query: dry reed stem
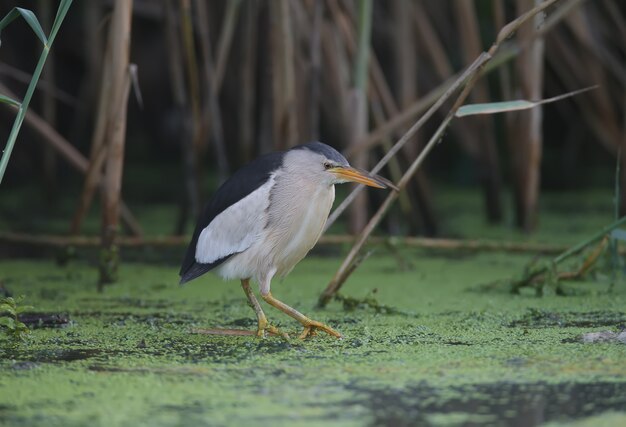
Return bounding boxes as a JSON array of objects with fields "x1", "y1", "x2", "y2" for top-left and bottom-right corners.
[
  {"x1": 369, "y1": 91, "x2": 422, "y2": 232},
  {"x1": 179, "y1": 0, "x2": 202, "y2": 153},
  {"x1": 213, "y1": 0, "x2": 242, "y2": 93},
  {"x1": 511, "y1": 0, "x2": 546, "y2": 231},
  {"x1": 0, "y1": 82, "x2": 142, "y2": 235},
  {"x1": 325, "y1": 0, "x2": 437, "y2": 232},
  {"x1": 69, "y1": 138, "x2": 109, "y2": 234},
  {"x1": 271, "y1": 0, "x2": 298, "y2": 148},
  {"x1": 100, "y1": 66, "x2": 132, "y2": 286},
  {"x1": 69, "y1": 7, "x2": 116, "y2": 235},
  {"x1": 319, "y1": 0, "x2": 562, "y2": 305},
  {"x1": 324, "y1": 63, "x2": 478, "y2": 231},
  {"x1": 99, "y1": 0, "x2": 133, "y2": 287},
  {"x1": 547, "y1": 29, "x2": 620, "y2": 154},
  {"x1": 163, "y1": 0, "x2": 199, "y2": 231},
  {"x1": 238, "y1": 0, "x2": 258, "y2": 164},
  {"x1": 413, "y1": 2, "x2": 491, "y2": 162},
  {"x1": 347, "y1": 0, "x2": 372, "y2": 233},
  {"x1": 455, "y1": 0, "x2": 502, "y2": 222},
  {"x1": 198, "y1": 0, "x2": 241, "y2": 174},
  {"x1": 413, "y1": 2, "x2": 452, "y2": 78},
  {"x1": 0, "y1": 231, "x2": 570, "y2": 255},
  {"x1": 318, "y1": 15, "x2": 351, "y2": 145},
  {"x1": 256, "y1": 3, "x2": 275, "y2": 154},
  {"x1": 386, "y1": 0, "x2": 436, "y2": 234},
  {"x1": 307, "y1": 0, "x2": 323, "y2": 141},
  {"x1": 375, "y1": 2, "x2": 436, "y2": 233},
  {"x1": 344, "y1": 0, "x2": 580, "y2": 160},
  {"x1": 194, "y1": 0, "x2": 229, "y2": 181},
  {"x1": 38, "y1": 0, "x2": 135, "y2": 238},
  {"x1": 326, "y1": 0, "x2": 583, "y2": 231}
]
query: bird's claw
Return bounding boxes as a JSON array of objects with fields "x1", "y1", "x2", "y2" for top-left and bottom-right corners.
[
  {"x1": 298, "y1": 320, "x2": 342, "y2": 340},
  {"x1": 257, "y1": 321, "x2": 290, "y2": 340}
]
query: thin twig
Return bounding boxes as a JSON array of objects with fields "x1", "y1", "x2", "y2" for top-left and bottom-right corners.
[
  {"x1": 213, "y1": 0, "x2": 242, "y2": 93},
  {"x1": 194, "y1": 0, "x2": 230, "y2": 181},
  {"x1": 340, "y1": 0, "x2": 581, "y2": 160},
  {"x1": 0, "y1": 63, "x2": 78, "y2": 107},
  {"x1": 324, "y1": 55, "x2": 482, "y2": 230},
  {"x1": 319, "y1": 0, "x2": 562, "y2": 305},
  {"x1": 510, "y1": 229, "x2": 614, "y2": 293},
  {"x1": 0, "y1": 232, "x2": 573, "y2": 255},
  {"x1": 329, "y1": 0, "x2": 436, "y2": 233},
  {"x1": 0, "y1": 85, "x2": 142, "y2": 236}
]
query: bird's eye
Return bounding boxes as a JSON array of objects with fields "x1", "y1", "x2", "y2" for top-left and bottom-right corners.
[{"x1": 323, "y1": 162, "x2": 333, "y2": 170}]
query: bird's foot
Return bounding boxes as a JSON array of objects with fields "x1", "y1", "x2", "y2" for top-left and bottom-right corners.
[
  {"x1": 257, "y1": 318, "x2": 290, "y2": 339},
  {"x1": 298, "y1": 319, "x2": 342, "y2": 340}
]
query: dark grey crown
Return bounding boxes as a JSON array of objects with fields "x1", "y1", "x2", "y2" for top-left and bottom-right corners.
[{"x1": 293, "y1": 142, "x2": 349, "y2": 166}]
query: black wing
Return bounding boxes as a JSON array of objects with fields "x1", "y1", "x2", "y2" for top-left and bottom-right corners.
[{"x1": 179, "y1": 151, "x2": 285, "y2": 284}]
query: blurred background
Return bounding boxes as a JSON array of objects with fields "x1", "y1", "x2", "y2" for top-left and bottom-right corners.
[{"x1": 0, "y1": 0, "x2": 624, "y2": 251}]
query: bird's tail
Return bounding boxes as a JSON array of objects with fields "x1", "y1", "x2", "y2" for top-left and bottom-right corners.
[{"x1": 179, "y1": 263, "x2": 213, "y2": 285}]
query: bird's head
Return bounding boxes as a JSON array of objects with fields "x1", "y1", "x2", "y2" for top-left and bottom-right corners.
[{"x1": 293, "y1": 142, "x2": 394, "y2": 189}]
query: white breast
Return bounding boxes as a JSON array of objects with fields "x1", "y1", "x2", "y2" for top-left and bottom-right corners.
[
  {"x1": 268, "y1": 182, "x2": 335, "y2": 277},
  {"x1": 216, "y1": 149, "x2": 335, "y2": 290}
]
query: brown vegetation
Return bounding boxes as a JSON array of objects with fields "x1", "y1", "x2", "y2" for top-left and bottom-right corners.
[{"x1": 0, "y1": 0, "x2": 624, "y2": 288}]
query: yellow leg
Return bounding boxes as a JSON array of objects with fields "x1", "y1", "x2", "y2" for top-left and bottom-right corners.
[
  {"x1": 261, "y1": 291, "x2": 342, "y2": 339},
  {"x1": 241, "y1": 279, "x2": 288, "y2": 339}
]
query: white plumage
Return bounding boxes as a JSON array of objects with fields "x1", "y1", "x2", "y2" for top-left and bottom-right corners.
[
  {"x1": 198, "y1": 149, "x2": 335, "y2": 295},
  {"x1": 195, "y1": 175, "x2": 275, "y2": 265},
  {"x1": 180, "y1": 142, "x2": 389, "y2": 339}
]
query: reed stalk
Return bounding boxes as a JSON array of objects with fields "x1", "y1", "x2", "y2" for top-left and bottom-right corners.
[{"x1": 0, "y1": 0, "x2": 73, "y2": 184}]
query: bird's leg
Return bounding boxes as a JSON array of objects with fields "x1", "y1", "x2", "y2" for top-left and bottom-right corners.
[
  {"x1": 261, "y1": 291, "x2": 342, "y2": 339},
  {"x1": 241, "y1": 279, "x2": 288, "y2": 339}
]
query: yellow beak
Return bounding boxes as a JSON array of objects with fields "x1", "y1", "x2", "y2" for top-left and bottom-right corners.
[{"x1": 329, "y1": 166, "x2": 394, "y2": 189}]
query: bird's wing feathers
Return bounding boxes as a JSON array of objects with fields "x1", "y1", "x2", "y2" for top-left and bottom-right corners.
[
  {"x1": 195, "y1": 176, "x2": 274, "y2": 264},
  {"x1": 179, "y1": 151, "x2": 284, "y2": 284}
]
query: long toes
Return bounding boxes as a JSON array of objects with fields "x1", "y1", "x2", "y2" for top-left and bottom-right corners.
[
  {"x1": 258, "y1": 324, "x2": 290, "y2": 340},
  {"x1": 298, "y1": 326, "x2": 313, "y2": 340},
  {"x1": 313, "y1": 322, "x2": 342, "y2": 339},
  {"x1": 299, "y1": 321, "x2": 342, "y2": 339},
  {"x1": 319, "y1": 326, "x2": 341, "y2": 339},
  {"x1": 267, "y1": 325, "x2": 290, "y2": 340}
]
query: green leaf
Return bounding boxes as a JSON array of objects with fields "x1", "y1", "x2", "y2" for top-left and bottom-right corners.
[
  {"x1": 15, "y1": 321, "x2": 29, "y2": 332},
  {"x1": 0, "y1": 316, "x2": 16, "y2": 329},
  {"x1": 51, "y1": 0, "x2": 74, "y2": 38},
  {"x1": 15, "y1": 305, "x2": 34, "y2": 314},
  {"x1": 0, "y1": 7, "x2": 48, "y2": 47},
  {"x1": 0, "y1": 302, "x2": 16, "y2": 317},
  {"x1": 457, "y1": 100, "x2": 535, "y2": 117},
  {"x1": 0, "y1": 1, "x2": 72, "y2": 185},
  {"x1": 456, "y1": 86, "x2": 598, "y2": 118},
  {"x1": 0, "y1": 93, "x2": 21, "y2": 108},
  {"x1": 1, "y1": 296, "x2": 16, "y2": 305}
]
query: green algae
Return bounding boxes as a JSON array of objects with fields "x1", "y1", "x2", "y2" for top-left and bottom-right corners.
[
  {"x1": 1, "y1": 249, "x2": 626, "y2": 426},
  {"x1": 2, "y1": 186, "x2": 626, "y2": 426}
]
